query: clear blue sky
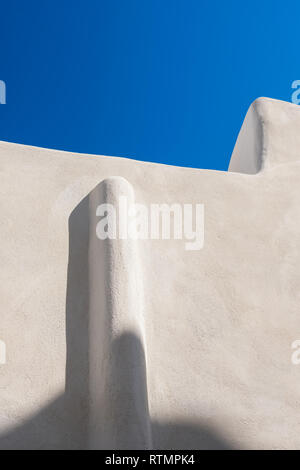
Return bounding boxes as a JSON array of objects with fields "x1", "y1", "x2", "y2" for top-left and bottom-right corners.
[{"x1": 0, "y1": 1, "x2": 298, "y2": 170}]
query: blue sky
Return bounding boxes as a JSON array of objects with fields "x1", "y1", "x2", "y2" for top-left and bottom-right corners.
[{"x1": 0, "y1": 1, "x2": 298, "y2": 170}]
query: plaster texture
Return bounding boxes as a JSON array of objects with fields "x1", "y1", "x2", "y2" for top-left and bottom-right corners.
[{"x1": 0, "y1": 98, "x2": 300, "y2": 449}]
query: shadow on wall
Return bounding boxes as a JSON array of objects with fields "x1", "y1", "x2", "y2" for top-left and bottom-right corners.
[
  {"x1": 0, "y1": 193, "x2": 91, "y2": 450},
  {"x1": 0, "y1": 185, "x2": 235, "y2": 450},
  {"x1": 151, "y1": 422, "x2": 233, "y2": 450}
]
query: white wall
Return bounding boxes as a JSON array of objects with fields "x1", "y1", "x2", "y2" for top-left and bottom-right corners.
[{"x1": 0, "y1": 98, "x2": 300, "y2": 449}]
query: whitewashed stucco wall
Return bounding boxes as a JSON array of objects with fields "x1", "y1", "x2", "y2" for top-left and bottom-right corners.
[{"x1": 0, "y1": 98, "x2": 300, "y2": 449}]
